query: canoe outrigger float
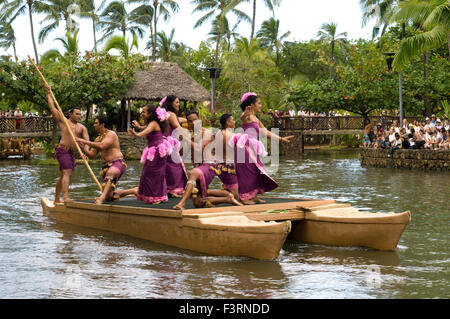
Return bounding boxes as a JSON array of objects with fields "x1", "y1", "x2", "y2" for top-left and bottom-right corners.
[{"x1": 41, "y1": 196, "x2": 411, "y2": 260}]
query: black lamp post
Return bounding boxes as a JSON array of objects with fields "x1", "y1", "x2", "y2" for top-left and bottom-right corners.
[
  {"x1": 206, "y1": 67, "x2": 222, "y2": 113},
  {"x1": 383, "y1": 52, "x2": 403, "y2": 126}
]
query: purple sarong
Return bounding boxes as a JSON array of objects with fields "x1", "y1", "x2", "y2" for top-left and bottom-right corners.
[
  {"x1": 164, "y1": 127, "x2": 188, "y2": 196},
  {"x1": 192, "y1": 163, "x2": 217, "y2": 199},
  {"x1": 100, "y1": 158, "x2": 127, "y2": 190},
  {"x1": 55, "y1": 146, "x2": 75, "y2": 171},
  {"x1": 211, "y1": 163, "x2": 238, "y2": 191},
  {"x1": 231, "y1": 121, "x2": 278, "y2": 201},
  {"x1": 137, "y1": 131, "x2": 169, "y2": 204}
]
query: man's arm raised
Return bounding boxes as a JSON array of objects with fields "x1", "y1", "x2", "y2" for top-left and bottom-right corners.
[{"x1": 44, "y1": 84, "x2": 61, "y2": 123}]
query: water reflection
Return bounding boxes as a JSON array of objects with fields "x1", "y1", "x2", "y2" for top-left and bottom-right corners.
[{"x1": 0, "y1": 151, "x2": 448, "y2": 298}]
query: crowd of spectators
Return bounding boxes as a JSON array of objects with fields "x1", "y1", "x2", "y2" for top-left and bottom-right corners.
[
  {"x1": 268, "y1": 108, "x2": 350, "y2": 118},
  {"x1": 0, "y1": 108, "x2": 48, "y2": 117},
  {"x1": 364, "y1": 114, "x2": 450, "y2": 155}
]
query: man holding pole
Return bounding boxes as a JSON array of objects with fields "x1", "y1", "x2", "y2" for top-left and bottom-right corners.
[
  {"x1": 45, "y1": 84, "x2": 90, "y2": 204},
  {"x1": 76, "y1": 117, "x2": 127, "y2": 205}
]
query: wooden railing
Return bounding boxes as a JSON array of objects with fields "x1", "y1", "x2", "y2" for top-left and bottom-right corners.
[
  {"x1": 271, "y1": 116, "x2": 422, "y2": 131},
  {"x1": 0, "y1": 116, "x2": 55, "y2": 133}
]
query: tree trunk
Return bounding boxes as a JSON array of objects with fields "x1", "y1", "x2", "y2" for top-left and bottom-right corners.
[
  {"x1": 330, "y1": 40, "x2": 335, "y2": 79},
  {"x1": 92, "y1": 15, "x2": 97, "y2": 54},
  {"x1": 28, "y1": 2, "x2": 39, "y2": 64},
  {"x1": 423, "y1": 51, "x2": 431, "y2": 116},
  {"x1": 153, "y1": 2, "x2": 158, "y2": 62},
  {"x1": 250, "y1": 0, "x2": 256, "y2": 40},
  {"x1": 13, "y1": 42, "x2": 17, "y2": 62}
]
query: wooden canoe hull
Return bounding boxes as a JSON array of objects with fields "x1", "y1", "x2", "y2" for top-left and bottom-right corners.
[
  {"x1": 41, "y1": 197, "x2": 291, "y2": 260},
  {"x1": 289, "y1": 204, "x2": 411, "y2": 250}
]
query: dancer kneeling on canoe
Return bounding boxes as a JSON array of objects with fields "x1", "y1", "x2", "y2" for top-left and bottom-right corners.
[
  {"x1": 128, "y1": 104, "x2": 178, "y2": 204},
  {"x1": 232, "y1": 92, "x2": 293, "y2": 205},
  {"x1": 173, "y1": 111, "x2": 242, "y2": 210},
  {"x1": 76, "y1": 116, "x2": 127, "y2": 205}
]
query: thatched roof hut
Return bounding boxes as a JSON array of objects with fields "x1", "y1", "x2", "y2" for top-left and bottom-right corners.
[{"x1": 123, "y1": 62, "x2": 210, "y2": 102}]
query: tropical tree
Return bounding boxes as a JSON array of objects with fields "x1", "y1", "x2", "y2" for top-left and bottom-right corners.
[
  {"x1": 79, "y1": 0, "x2": 108, "y2": 54},
  {"x1": 104, "y1": 34, "x2": 139, "y2": 59},
  {"x1": 360, "y1": 0, "x2": 399, "y2": 38},
  {"x1": 246, "y1": 0, "x2": 282, "y2": 40},
  {"x1": 97, "y1": 1, "x2": 145, "y2": 43},
  {"x1": 208, "y1": 17, "x2": 241, "y2": 51},
  {"x1": 391, "y1": 0, "x2": 450, "y2": 70},
  {"x1": 40, "y1": 28, "x2": 80, "y2": 66},
  {"x1": 0, "y1": 20, "x2": 17, "y2": 61},
  {"x1": 256, "y1": 16, "x2": 290, "y2": 65},
  {"x1": 192, "y1": 0, "x2": 250, "y2": 68},
  {"x1": 33, "y1": 0, "x2": 82, "y2": 44},
  {"x1": 146, "y1": 28, "x2": 176, "y2": 61},
  {"x1": 0, "y1": 0, "x2": 45, "y2": 63},
  {"x1": 129, "y1": 0, "x2": 179, "y2": 61},
  {"x1": 317, "y1": 21, "x2": 348, "y2": 78}
]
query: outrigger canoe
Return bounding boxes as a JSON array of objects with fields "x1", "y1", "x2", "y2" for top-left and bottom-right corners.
[{"x1": 41, "y1": 197, "x2": 411, "y2": 260}]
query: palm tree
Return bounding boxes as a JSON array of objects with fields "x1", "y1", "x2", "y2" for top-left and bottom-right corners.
[
  {"x1": 146, "y1": 28, "x2": 176, "y2": 61},
  {"x1": 0, "y1": 20, "x2": 17, "y2": 61},
  {"x1": 0, "y1": 0, "x2": 44, "y2": 63},
  {"x1": 97, "y1": 1, "x2": 145, "y2": 43},
  {"x1": 256, "y1": 16, "x2": 290, "y2": 65},
  {"x1": 104, "y1": 34, "x2": 139, "y2": 59},
  {"x1": 130, "y1": 0, "x2": 179, "y2": 61},
  {"x1": 317, "y1": 21, "x2": 348, "y2": 79},
  {"x1": 246, "y1": 0, "x2": 282, "y2": 40},
  {"x1": 360, "y1": 0, "x2": 399, "y2": 38},
  {"x1": 40, "y1": 28, "x2": 80, "y2": 65},
  {"x1": 192, "y1": 0, "x2": 250, "y2": 67},
  {"x1": 208, "y1": 16, "x2": 241, "y2": 51},
  {"x1": 391, "y1": 0, "x2": 450, "y2": 69},
  {"x1": 79, "y1": 0, "x2": 109, "y2": 54},
  {"x1": 34, "y1": 0, "x2": 82, "y2": 44}
]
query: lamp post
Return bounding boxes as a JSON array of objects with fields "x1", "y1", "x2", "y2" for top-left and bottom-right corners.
[
  {"x1": 383, "y1": 52, "x2": 403, "y2": 126},
  {"x1": 206, "y1": 67, "x2": 222, "y2": 113}
]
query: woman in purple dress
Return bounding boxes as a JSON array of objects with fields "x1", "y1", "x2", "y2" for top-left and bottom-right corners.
[
  {"x1": 160, "y1": 95, "x2": 188, "y2": 197},
  {"x1": 230, "y1": 93, "x2": 294, "y2": 205},
  {"x1": 128, "y1": 104, "x2": 178, "y2": 204}
]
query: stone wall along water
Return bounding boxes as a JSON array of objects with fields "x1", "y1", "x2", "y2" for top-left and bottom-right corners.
[{"x1": 360, "y1": 148, "x2": 450, "y2": 170}]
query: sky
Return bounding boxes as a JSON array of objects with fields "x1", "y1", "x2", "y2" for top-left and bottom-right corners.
[{"x1": 2, "y1": 0, "x2": 377, "y2": 60}]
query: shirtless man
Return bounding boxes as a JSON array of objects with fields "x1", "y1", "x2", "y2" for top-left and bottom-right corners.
[
  {"x1": 76, "y1": 116, "x2": 127, "y2": 205},
  {"x1": 173, "y1": 111, "x2": 241, "y2": 210},
  {"x1": 45, "y1": 84, "x2": 89, "y2": 204}
]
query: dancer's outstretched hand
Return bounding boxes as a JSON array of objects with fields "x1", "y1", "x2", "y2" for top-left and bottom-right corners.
[{"x1": 281, "y1": 135, "x2": 294, "y2": 143}]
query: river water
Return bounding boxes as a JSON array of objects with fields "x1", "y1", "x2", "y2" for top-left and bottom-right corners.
[{"x1": 0, "y1": 151, "x2": 448, "y2": 299}]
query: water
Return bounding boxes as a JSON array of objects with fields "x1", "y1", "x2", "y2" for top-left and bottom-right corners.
[{"x1": 0, "y1": 151, "x2": 448, "y2": 298}]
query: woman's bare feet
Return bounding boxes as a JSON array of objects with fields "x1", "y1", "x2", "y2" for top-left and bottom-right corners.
[
  {"x1": 241, "y1": 199, "x2": 256, "y2": 205},
  {"x1": 62, "y1": 197, "x2": 73, "y2": 203},
  {"x1": 227, "y1": 193, "x2": 243, "y2": 206}
]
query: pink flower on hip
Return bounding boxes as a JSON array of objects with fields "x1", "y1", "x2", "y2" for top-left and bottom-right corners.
[
  {"x1": 141, "y1": 146, "x2": 157, "y2": 163},
  {"x1": 241, "y1": 92, "x2": 257, "y2": 103},
  {"x1": 236, "y1": 134, "x2": 249, "y2": 149},
  {"x1": 156, "y1": 106, "x2": 170, "y2": 122}
]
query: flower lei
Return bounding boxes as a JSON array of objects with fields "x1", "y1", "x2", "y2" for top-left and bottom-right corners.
[{"x1": 241, "y1": 92, "x2": 257, "y2": 103}]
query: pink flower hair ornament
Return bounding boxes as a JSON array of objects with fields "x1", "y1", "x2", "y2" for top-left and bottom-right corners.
[
  {"x1": 241, "y1": 92, "x2": 257, "y2": 103},
  {"x1": 159, "y1": 96, "x2": 168, "y2": 106},
  {"x1": 156, "y1": 106, "x2": 170, "y2": 122}
]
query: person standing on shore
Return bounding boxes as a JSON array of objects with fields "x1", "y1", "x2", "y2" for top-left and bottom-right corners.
[
  {"x1": 76, "y1": 116, "x2": 127, "y2": 205},
  {"x1": 44, "y1": 84, "x2": 89, "y2": 204}
]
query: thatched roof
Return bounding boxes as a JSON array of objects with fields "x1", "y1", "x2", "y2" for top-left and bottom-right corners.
[{"x1": 123, "y1": 62, "x2": 210, "y2": 102}]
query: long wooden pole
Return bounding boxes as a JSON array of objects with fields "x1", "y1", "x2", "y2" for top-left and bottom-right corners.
[{"x1": 28, "y1": 56, "x2": 103, "y2": 191}]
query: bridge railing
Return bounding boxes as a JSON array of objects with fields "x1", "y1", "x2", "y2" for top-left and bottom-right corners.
[
  {"x1": 271, "y1": 116, "x2": 422, "y2": 131},
  {"x1": 0, "y1": 116, "x2": 55, "y2": 133}
]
